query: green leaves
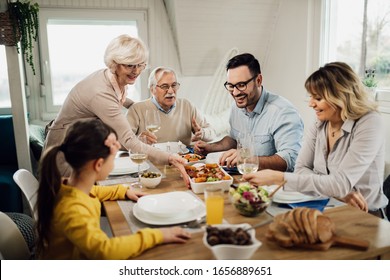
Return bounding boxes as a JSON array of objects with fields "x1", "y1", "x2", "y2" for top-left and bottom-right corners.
[
  {"x1": 8, "y1": 1, "x2": 39, "y2": 75},
  {"x1": 362, "y1": 68, "x2": 378, "y2": 88}
]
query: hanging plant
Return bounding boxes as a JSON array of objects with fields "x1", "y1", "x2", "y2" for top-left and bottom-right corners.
[{"x1": 5, "y1": 0, "x2": 39, "y2": 75}]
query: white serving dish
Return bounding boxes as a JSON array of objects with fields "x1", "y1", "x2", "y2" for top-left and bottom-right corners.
[
  {"x1": 133, "y1": 203, "x2": 206, "y2": 225},
  {"x1": 188, "y1": 163, "x2": 233, "y2": 194},
  {"x1": 110, "y1": 157, "x2": 149, "y2": 175},
  {"x1": 203, "y1": 223, "x2": 262, "y2": 260},
  {"x1": 137, "y1": 191, "x2": 202, "y2": 218}
]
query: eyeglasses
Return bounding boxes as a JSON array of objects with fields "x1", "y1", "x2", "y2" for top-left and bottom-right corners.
[
  {"x1": 124, "y1": 63, "x2": 147, "y2": 71},
  {"x1": 156, "y1": 83, "x2": 180, "y2": 91},
  {"x1": 224, "y1": 76, "x2": 257, "y2": 93}
]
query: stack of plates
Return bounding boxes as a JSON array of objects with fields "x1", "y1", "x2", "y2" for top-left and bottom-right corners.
[
  {"x1": 110, "y1": 157, "x2": 149, "y2": 176},
  {"x1": 134, "y1": 191, "x2": 205, "y2": 225},
  {"x1": 272, "y1": 189, "x2": 320, "y2": 204}
]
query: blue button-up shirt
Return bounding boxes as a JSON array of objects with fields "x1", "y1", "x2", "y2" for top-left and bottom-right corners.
[{"x1": 229, "y1": 88, "x2": 304, "y2": 171}]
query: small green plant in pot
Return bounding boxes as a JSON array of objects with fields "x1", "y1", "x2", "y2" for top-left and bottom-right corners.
[
  {"x1": 362, "y1": 68, "x2": 378, "y2": 88},
  {"x1": 7, "y1": 0, "x2": 39, "y2": 74}
]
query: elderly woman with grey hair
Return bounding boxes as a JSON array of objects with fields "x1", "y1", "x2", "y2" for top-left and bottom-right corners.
[{"x1": 44, "y1": 35, "x2": 187, "y2": 181}]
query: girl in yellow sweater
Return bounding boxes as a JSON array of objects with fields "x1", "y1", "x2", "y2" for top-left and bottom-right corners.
[{"x1": 36, "y1": 119, "x2": 190, "y2": 259}]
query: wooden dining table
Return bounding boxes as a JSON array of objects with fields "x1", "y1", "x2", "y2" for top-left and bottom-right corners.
[{"x1": 102, "y1": 163, "x2": 390, "y2": 260}]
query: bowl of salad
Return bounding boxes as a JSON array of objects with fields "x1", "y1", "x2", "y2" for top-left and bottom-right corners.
[{"x1": 229, "y1": 182, "x2": 271, "y2": 217}]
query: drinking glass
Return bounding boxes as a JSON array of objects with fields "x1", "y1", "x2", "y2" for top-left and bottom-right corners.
[
  {"x1": 145, "y1": 109, "x2": 161, "y2": 134},
  {"x1": 236, "y1": 134, "x2": 259, "y2": 181},
  {"x1": 204, "y1": 186, "x2": 224, "y2": 225},
  {"x1": 129, "y1": 135, "x2": 148, "y2": 189}
]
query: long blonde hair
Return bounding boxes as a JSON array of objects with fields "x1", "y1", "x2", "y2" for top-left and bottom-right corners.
[{"x1": 305, "y1": 62, "x2": 377, "y2": 121}]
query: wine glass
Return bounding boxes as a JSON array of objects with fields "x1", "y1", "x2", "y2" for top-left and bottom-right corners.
[
  {"x1": 129, "y1": 135, "x2": 148, "y2": 189},
  {"x1": 145, "y1": 109, "x2": 161, "y2": 134},
  {"x1": 236, "y1": 134, "x2": 259, "y2": 181}
]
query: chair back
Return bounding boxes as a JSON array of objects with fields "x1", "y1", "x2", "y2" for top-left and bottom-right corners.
[
  {"x1": 0, "y1": 211, "x2": 30, "y2": 259},
  {"x1": 13, "y1": 169, "x2": 39, "y2": 221},
  {"x1": 383, "y1": 175, "x2": 390, "y2": 219}
]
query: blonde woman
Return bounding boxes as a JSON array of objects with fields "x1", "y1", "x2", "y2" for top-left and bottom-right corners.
[{"x1": 244, "y1": 62, "x2": 388, "y2": 219}]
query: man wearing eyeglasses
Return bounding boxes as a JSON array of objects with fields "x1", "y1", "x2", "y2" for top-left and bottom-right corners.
[
  {"x1": 126, "y1": 66, "x2": 216, "y2": 146},
  {"x1": 194, "y1": 53, "x2": 304, "y2": 172}
]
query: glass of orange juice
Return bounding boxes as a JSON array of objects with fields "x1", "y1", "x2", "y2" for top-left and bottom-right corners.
[{"x1": 204, "y1": 186, "x2": 224, "y2": 225}]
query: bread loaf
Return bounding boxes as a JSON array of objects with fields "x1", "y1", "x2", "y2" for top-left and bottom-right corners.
[{"x1": 267, "y1": 207, "x2": 335, "y2": 249}]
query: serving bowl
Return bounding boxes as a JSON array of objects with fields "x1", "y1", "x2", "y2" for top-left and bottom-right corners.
[
  {"x1": 139, "y1": 172, "x2": 162, "y2": 188},
  {"x1": 185, "y1": 163, "x2": 233, "y2": 194},
  {"x1": 203, "y1": 223, "x2": 262, "y2": 260},
  {"x1": 137, "y1": 191, "x2": 201, "y2": 218},
  {"x1": 229, "y1": 183, "x2": 271, "y2": 217}
]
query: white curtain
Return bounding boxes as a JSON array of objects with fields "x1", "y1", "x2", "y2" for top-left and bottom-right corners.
[
  {"x1": 202, "y1": 47, "x2": 239, "y2": 115},
  {"x1": 201, "y1": 47, "x2": 239, "y2": 138}
]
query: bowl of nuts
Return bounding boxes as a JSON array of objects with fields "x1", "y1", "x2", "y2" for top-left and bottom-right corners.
[
  {"x1": 139, "y1": 172, "x2": 162, "y2": 189},
  {"x1": 203, "y1": 223, "x2": 262, "y2": 260}
]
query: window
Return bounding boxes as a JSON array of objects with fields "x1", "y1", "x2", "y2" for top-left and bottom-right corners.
[
  {"x1": 39, "y1": 8, "x2": 148, "y2": 119},
  {"x1": 324, "y1": 0, "x2": 390, "y2": 88},
  {"x1": 0, "y1": 45, "x2": 11, "y2": 113}
]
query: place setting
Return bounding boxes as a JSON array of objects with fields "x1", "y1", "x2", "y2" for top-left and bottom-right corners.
[{"x1": 117, "y1": 191, "x2": 207, "y2": 233}]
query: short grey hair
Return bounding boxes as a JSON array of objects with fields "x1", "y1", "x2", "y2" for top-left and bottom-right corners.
[
  {"x1": 104, "y1": 34, "x2": 149, "y2": 73},
  {"x1": 148, "y1": 66, "x2": 178, "y2": 89}
]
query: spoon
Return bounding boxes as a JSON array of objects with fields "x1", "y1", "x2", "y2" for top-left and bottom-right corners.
[{"x1": 182, "y1": 216, "x2": 206, "y2": 228}]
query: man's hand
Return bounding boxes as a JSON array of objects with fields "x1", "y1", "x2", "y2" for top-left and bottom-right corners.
[
  {"x1": 193, "y1": 140, "x2": 209, "y2": 155},
  {"x1": 191, "y1": 117, "x2": 204, "y2": 141},
  {"x1": 219, "y1": 149, "x2": 238, "y2": 167}
]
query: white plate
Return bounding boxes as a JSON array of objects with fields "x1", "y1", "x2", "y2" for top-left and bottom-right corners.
[
  {"x1": 133, "y1": 203, "x2": 206, "y2": 225},
  {"x1": 153, "y1": 142, "x2": 189, "y2": 154},
  {"x1": 272, "y1": 189, "x2": 320, "y2": 204},
  {"x1": 205, "y1": 152, "x2": 224, "y2": 164},
  {"x1": 137, "y1": 191, "x2": 202, "y2": 218},
  {"x1": 110, "y1": 157, "x2": 150, "y2": 175}
]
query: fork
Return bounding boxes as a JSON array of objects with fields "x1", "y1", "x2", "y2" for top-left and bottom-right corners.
[{"x1": 182, "y1": 216, "x2": 206, "y2": 228}]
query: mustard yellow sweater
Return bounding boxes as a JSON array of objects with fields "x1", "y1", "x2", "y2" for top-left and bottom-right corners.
[{"x1": 42, "y1": 184, "x2": 163, "y2": 259}]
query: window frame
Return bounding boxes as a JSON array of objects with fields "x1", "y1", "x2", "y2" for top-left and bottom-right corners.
[
  {"x1": 38, "y1": 8, "x2": 148, "y2": 120},
  {"x1": 322, "y1": 0, "x2": 390, "y2": 90}
]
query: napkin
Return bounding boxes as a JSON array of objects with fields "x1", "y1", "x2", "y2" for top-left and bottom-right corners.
[{"x1": 277, "y1": 198, "x2": 330, "y2": 212}]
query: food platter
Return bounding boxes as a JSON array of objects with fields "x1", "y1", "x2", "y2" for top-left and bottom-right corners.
[
  {"x1": 185, "y1": 163, "x2": 233, "y2": 194},
  {"x1": 181, "y1": 153, "x2": 205, "y2": 163}
]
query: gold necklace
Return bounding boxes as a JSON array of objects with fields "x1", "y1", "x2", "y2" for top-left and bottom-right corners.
[{"x1": 328, "y1": 124, "x2": 342, "y2": 137}]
